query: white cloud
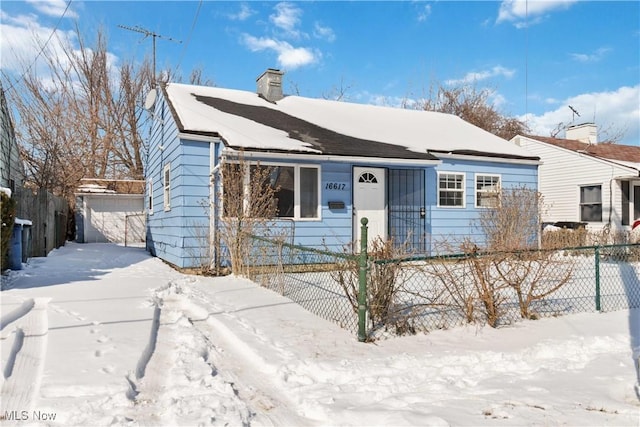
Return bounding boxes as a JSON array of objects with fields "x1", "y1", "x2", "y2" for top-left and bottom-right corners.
[
  {"x1": 417, "y1": 4, "x2": 432, "y2": 22},
  {"x1": 25, "y1": 0, "x2": 78, "y2": 19},
  {"x1": 0, "y1": 11, "x2": 76, "y2": 74},
  {"x1": 569, "y1": 47, "x2": 612, "y2": 63},
  {"x1": 522, "y1": 85, "x2": 640, "y2": 145},
  {"x1": 270, "y1": 2, "x2": 303, "y2": 38},
  {"x1": 1, "y1": 10, "x2": 125, "y2": 93},
  {"x1": 445, "y1": 66, "x2": 515, "y2": 86},
  {"x1": 497, "y1": 0, "x2": 577, "y2": 26},
  {"x1": 242, "y1": 34, "x2": 318, "y2": 69},
  {"x1": 228, "y1": 3, "x2": 255, "y2": 21},
  {"x1": 313, "y1": 22, "x2": 335, "y2": 42}
]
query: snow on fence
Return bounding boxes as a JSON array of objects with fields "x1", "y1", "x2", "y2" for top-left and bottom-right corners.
[{"x1": 248, "y1": 235, "x2": 640, "y2": 341}]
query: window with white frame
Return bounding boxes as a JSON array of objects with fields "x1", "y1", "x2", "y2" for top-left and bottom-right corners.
[
  {"x1": 580, "y1": 184, "x2": 602, "y2": 222},
  {"x1": 147, "y1": 178, "x2": 154, "y2": 215},
  {"x1": 438, "y1": 172, "x2": 465, "y2": 207},
  {"x1": 475, "y1": 174, "x2": 501, "y2": 208},
  {"x1": 163, "y1": 163, "x2": 171, "y2": 211},
  {"x1": 228, "y1": 163, "x2": 320, "y2": 220}
]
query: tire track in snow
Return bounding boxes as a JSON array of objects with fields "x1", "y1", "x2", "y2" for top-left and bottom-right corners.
[
  {"x1": 173, "y1": 281, "x2": 318, "y2": 426},
  {"x1": 128, "y1": 282, "x2": 254, "y2": 426},
  {"x1": 0, "y1": 298, "x2": 49, "y2": 419}
]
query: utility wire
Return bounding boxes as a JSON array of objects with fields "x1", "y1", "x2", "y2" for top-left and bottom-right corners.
[
  {"x1": 173, "y1": 0, "x2": 203, "y2": 79},
  {"x1": 1, "y1": 0, "x2": 73, "y2": 93}
]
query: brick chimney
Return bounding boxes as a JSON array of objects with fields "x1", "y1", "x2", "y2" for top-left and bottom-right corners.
[
  {"x1": 256, "y1": 68, "x2": 284, "y2": 102},
  {"x1": 565, "y1": 123, "x2": 598, "y2": 144}
]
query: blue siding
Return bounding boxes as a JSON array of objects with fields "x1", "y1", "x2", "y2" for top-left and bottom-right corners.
[
  {"x1": 145, "y1": 90, "x2": 213, "y2": 268},
  {"x1": 428, "y1": 159, "x2": 538, "y2": 251}
]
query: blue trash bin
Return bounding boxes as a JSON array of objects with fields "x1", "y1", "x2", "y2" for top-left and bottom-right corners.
[{"x1": 9, "y1": 223, "x2": 23, "y2": 270}]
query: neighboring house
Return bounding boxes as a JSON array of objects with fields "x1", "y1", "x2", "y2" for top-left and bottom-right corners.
[
  {"x1": 75, "y1": 179, "x2": 146, "y2": 245},
  {"x1": 145, "y1": 69, "x2": 540, "y2": 269},
  {"x1": 511, "y1": 123, "x2": 640, "y2": 235},
  {"x1": 1, "y1": 82, "x2": 32, "y2": 269},
  {"x1": 0, "y1": 82, "x2": 24, "y2": 197}
]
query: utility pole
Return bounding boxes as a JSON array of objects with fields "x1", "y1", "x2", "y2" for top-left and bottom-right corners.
[{"x1": 118, "y1": 25, "x2": 182, "y2": 85}]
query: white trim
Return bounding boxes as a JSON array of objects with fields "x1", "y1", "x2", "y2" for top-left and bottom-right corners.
[
  {"x1": 226, "y1": 160, "x2": 322, "y2": 221},
  {"x1": 209, "y1": 142, "x2": 218, "y2": 268},
  {"x1": 474, "y1": 173, "x2": 501, "y2": 209},
  {"x1": 429, "y1": 152, "x2": 541, "y2": 166},
  {"x1": 578, "y1": 183, "x2": 603, "y2": 223},
  {"x1": 633, "y1": 183, "x2": 640, "y2": 223},
  {"x1": 178, "y1": 132, "x2": 221, "y2": 143},
  {"x1": 222, "y1": 147, "x2": 441, "y2": 167},
  {"x1": 297, "y1": 165, "x2": 322, "y2": 220},
  {"x1": 163, "y1": 163, "x2": 171, "y2": 211},
  {"x1": 437, "y1": 171, "x2": 466, "y2": 209}
]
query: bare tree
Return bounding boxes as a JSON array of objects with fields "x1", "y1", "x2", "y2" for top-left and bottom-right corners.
[
  {"x1": 408, "y1": 81, "x2": 529, "y2": 140},
  {"x1": 322, "y1": 76, "x2": 354, "y2": 101},
  {"x1": 188, "y1": 67, "x2": 214, "y2": 86},
  {"x1": 5, "y1": 25, "x2": 154, "y2": 200}
]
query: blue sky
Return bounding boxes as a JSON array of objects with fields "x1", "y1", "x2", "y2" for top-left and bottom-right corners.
[{"x1": 1, "y1": 0, "x2": 639, "y2": 145}]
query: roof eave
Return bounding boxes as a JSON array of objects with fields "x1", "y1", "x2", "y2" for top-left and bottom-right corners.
[
  {"x1": 222, "y1": 147, "x2": 443, "y2": 166},
  {"x1": 428, "y1": 151, "x2": 541, "y2": 166}
]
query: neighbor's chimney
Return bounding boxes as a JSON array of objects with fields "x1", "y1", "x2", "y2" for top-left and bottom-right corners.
[
  {"x1": 565, "y1": 123, "x2": 598, "y2": 144},
  {"x1": 256, "y1": 68, "x2": 284, "y2": 102}
]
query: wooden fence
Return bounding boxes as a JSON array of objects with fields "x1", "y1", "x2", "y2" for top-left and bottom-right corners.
[{"x1": 14, "y1": 187, "x2": 70, "y2": 257}]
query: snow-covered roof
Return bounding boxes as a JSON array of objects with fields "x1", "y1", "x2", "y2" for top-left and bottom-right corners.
[
  {"x1": 76, "y1": 184, "x2": 116, "y2": 194},
  {"x1": 164, "y1": 83, "x2": 538, "y2": 162}
]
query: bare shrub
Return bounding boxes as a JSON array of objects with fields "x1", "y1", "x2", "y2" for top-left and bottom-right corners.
[
  {"x1": 424, "y1": 187, "x2": 572, "y2": 328},
  {"x1": 331, "y1": 238, "x2": 415, "y2": 335},
  {"x1": 424, "y1": 241, "x2": 479, "y2": 324},
  {"x1": 541, "y1": 227, "x2": 588, "y2": 249},
  {"x1": 492, "y1": 250, "x2": 574, "y2": 320},
  {"x1": 214, "y1": 152, "x2": 283, "y2": 276},
  {"x1": 185, "y1": 220, "x2": 218, "y2": 275},
  {"x1": 461, "y1": 243, "x2": 510, "y2": 328},
  {"x1": 477, "y1": 185, "x2": 543, "y2": 251}
]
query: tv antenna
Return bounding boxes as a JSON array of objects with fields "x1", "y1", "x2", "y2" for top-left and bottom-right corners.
[
  {"x1": 568, "y1": 105, "x2": 580, "y2": 122},
  {"x1": 118, "y1": 25, "x2": 182, "y2": 85}
]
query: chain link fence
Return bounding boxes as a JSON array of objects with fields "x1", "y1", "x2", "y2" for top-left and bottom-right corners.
[
  {"x1": 248, "y1": 234, "x2": 640, "y2": 341},
  {"x1": 249, "y1": 235, "x2": 360, "y2": 333}
]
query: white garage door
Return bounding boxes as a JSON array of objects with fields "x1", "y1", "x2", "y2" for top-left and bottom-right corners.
[{"x1": 84, "y1": 195, "x2": 144, "y2": 244}]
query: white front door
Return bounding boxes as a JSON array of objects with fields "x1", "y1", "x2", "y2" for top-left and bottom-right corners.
[{"x1": 353, "y1": 167, "x2": 386, "y2": 250}]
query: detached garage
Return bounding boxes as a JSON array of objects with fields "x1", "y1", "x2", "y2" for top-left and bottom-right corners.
[{"x1": 75, "y1": 180, "x2": 145, "y2": 245}]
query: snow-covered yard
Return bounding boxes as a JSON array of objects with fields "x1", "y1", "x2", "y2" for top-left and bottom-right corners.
[{"x1": 1, "y1": 243, "x2": 639, "y2": 426}]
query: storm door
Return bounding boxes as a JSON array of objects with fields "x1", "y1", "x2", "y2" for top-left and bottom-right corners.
[{"x1": 388, "y1": 169, "x2": 426, "y2": 252}]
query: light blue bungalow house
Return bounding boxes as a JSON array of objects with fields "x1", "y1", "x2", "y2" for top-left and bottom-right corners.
[{"x1": 144, "y1": 69, "x2": 540, "y2": 269}]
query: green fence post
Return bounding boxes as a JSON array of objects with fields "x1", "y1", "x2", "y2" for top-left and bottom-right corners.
[
  {"x1": 358, "y1": 217, "x2": 368, "y2": 342},
  {"x1": 594, "y1": 246, "x2": 601, "y2": 311}
]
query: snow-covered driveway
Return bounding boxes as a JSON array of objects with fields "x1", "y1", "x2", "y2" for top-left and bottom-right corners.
[{"x1": 1, "y1": 243, "x2": 639, "y2": 426}]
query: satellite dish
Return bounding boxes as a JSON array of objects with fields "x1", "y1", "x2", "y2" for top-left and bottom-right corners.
[{"x1": 144, "y1": 89, "x2": 157, "y2": 112}]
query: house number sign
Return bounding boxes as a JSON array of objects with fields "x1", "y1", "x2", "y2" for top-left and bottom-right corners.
[{"x1": 325, "y1": 182, "x2": 347, "y2": 191}]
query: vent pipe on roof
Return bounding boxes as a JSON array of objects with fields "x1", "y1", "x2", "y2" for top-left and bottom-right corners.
[
  {"x1": 256, "y1": 68, "x2": 284, "y2": 102},
  {"x1": 565, "y1": 123, "x2": 598, "y2": 144}
]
